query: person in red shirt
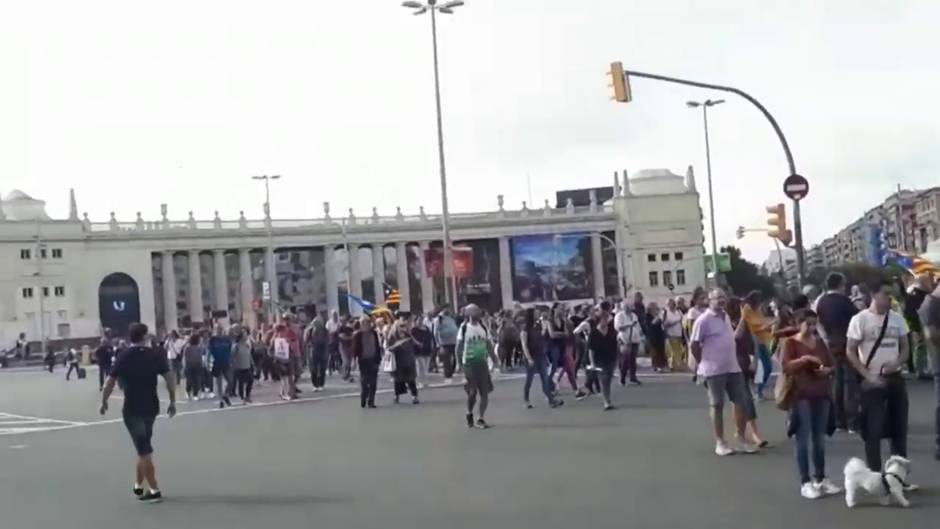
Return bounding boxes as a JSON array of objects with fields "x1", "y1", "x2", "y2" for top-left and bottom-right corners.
[{"x1": 781, "y1": 309, "x2": 840, "y2": 500}]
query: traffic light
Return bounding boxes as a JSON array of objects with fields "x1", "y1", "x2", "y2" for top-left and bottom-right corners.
[
  {"x1": 766, "y1": 203, "x2": 793, "y2": 246},
  {"x1": 607, "y1": 61, "x2": 631, "y2": 103},
  {"x1": 736, "y1": 226, "x2": 745, "y2": 240}
]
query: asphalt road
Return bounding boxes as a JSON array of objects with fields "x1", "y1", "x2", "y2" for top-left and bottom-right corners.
[{"x1": 1, "y1": 367, "x2": 938, "y2": 529}]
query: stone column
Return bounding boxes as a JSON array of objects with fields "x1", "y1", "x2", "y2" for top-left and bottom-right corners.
[
  {"x1": 418, "y1": 241, "x2": 434, "y2": 313},
  {"x1": 161, "y1": 251, "x2": 178, "y2": 331},
  {"x1": 498, "y1": 236, "x2": 513, "y2": 309},
  {"x1": 238, "y1": 248, "x2": 256, "y2": 329},
  {"x1": 264, "y1": 246, "x2": 278, "y2": 320},
  {"x1": 591, "y1": 232, "x2": 605, "y2": 299},
  {"x1": 395, "y1": 241, "x2": 411, "y2": 313},
  {"x1": 372, "y1": 244, "x2": 385, "y2": 305},
  {"x1": 348, "y1": 245, "x2": 362, "y2": 316},
  {"x1": 324, "y1": 245, "x2": 339, "y2": 314},
  {"x1": 187, "y1": 250, "x2": 204, "y2": 324},
  {"x1": 212, "y1": 249, "x2": 229, "y2": 315}
]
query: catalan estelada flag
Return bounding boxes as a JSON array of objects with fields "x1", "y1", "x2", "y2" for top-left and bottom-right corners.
[
  {"x1": 882, "y1": 249, "x2": 940, "y2": 277},
  {"x1": 385, "y1": 285, "x2": 401, "y2": 305}
]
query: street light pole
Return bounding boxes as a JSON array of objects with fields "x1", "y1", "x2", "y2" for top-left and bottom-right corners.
[
  {"x1": 252, "y1": 174, "x2": 281, "y2": 324},
  {"x1": 403, "y1": 0, "x2": 464, "y2": 311},
  {"x1": 687, "y1": 99, "x2": 724, "y2": 286}
]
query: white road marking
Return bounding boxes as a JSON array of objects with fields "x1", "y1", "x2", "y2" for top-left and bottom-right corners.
[{"x1": 7, "y1": 444, "x2": 28, "y2": 449}]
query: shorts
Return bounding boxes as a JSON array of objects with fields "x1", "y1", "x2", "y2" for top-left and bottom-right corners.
[
  {"x1": 704, "y1": 372, "x2": 747, "y2": 409},
  {"x1": 277, "y1": 359, "x2": 292, "y2": 378},
  {"x1": 211, "y1": 361, "x2": 230, "y2": 378},
  {"x1": 464, "y1": 362, "x2": 493, "y2": 396},
  {"x1": 122, "y1": 412, "x2": 157, "y2": 456}
]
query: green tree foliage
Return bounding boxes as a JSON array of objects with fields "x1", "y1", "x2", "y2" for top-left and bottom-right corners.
[{"x1": 720, "y1": 245, "x2": 776, "y2": 297}]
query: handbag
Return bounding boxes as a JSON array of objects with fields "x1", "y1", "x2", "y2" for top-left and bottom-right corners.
[
  {"x1": 773, "y1": 347, "x2": 797, "y2": 411},
  {"x1": 381, "y1": 350, "x2": 397, "y2": 373}
]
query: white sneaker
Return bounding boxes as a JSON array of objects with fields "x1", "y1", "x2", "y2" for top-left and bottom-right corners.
[
  {"x1": 814, "y1": 479, "x2": 842, "y2": 495},
  {"x1": 208, "y1": 392, "x2": 216, "y2": 399},
  {"x1": 715, "y1": 441, "x2": 734, "y2": 457},
  {"x1": 444, "y1": 378, "x2": 453, "y2": 384},
  {"x1": 737, "y1": 441, "x2": 759, "y2": 454},
  {"x1": 801, "y1": 482, "x2": 822, "y2": 499}
]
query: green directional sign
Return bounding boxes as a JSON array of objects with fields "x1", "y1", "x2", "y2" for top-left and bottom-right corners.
[{"x1": 705, "y1": 253, "x2": 732, "y2": 273}]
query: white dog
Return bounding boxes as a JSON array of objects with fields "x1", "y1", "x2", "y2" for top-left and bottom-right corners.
[{"x1": 843, "y1": 455, "x2": 912, "y2": 508}]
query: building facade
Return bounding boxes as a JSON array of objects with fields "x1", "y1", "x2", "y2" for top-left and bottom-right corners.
[{"x1": 1, "y1": 168, "x2": 705, "y2": 345}]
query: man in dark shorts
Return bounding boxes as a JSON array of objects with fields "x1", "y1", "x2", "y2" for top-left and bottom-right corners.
[
  {"x1": 100, "y1": 322, "x2": 177, "y2": 503},
  {"x1": 456, "y1": 304, "x2": 500, "y2": 428}
]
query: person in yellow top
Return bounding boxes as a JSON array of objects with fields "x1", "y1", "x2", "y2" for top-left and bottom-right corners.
[{"x1": 743, "y1": 291, "x2": 774, "y2": 398}]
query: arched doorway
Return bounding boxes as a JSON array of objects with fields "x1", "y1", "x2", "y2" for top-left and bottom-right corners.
[{"x1": 99, "y1": 272, "x2": 141, "y2": 337}]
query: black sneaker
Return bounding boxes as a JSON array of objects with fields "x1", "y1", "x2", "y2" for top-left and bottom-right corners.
[
  {"x1": 524, "y1": 402, "x2": 533, "y2": 409},
  {"x1": 465, "y1": 413, "x2": 474, "y2": 428},
  {"x1": 133, "y1": 486, "x2": 144, "y2": 497},
  {"x1": 475, "y1": 419, "x2": 490, "y2": 429},
  {"x1": 550, "y1": 400, "x2": 564, "y2": 408},
  {"x1": 604, "y1": 403, "x2": 615, "y2": 411},
  {"x1": 575, "y1": 391, "x2": 587, "y2": 401},
  {"x1": 137, "y1": 490, "x2": 163, "y2": 504},
  {"x1": 223, "y1": 396, "x2": 232, "y2": 406},
  {"x1": 629, "y1": 378, "x2": 642, "y2": 386}
]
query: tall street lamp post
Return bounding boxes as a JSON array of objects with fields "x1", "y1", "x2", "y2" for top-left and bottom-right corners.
[
  {"x1": 252, "y1": 174, "x2": 281, "y2": 323},
  {"x1": 402, "y1": 0, "x2": 464, "y2": 310},
  {"x1": 686, "y1": 99, "x2": 724, "y2": 286}
]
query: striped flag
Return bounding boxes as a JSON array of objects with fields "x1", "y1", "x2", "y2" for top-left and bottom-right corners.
[
  {"x1": 384, "y1": 285, "x2": 401, "y2": 306},
  {"x1": 882, "y1": 249, "x2": 940, "y2": 277}
]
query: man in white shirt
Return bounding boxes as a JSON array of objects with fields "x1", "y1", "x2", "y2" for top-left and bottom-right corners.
[
  {"x1": 614, "y1": 301, "x2": 642, "y2": 385},
  {"x1": 846, "y1": 280, "x2": 910, "y2": 472},
  {"x1": 164, "y1": 330, "x2": 186, "y2": 382}
]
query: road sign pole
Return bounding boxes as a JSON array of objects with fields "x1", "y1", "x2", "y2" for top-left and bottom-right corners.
[{"x1": 793, "y1": 199, "x2": 805, "y2": 288}]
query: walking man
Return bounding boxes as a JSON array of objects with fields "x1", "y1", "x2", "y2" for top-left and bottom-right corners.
[
  {"x1": 100, "y1": 323, "x2": 176, "y2": 503},
  {"x1": 207, "y1": 325, "x2": 233, "y2": 408},
  {"x1": 689, "y1": 288, "x2": 754, "y2": 456},
  {"x1": 815, "y1": 272, "x2": 859, "y2": 432},
  {"x1": 433, "y1": 308, "x2": 460, "y2": 382},
  {"x1": 846, "y1": 280, "x2": 910, "y2": 472},
  {"x1": 305, "y1": 313, "x2": 330, "y2": 392},
  {"x1": 95, "y1": 337, "x2": 114, "y2": 391},
  {"x1": 614, "y1": 301, "x2": 642, "y2": 385},
  {"x1": 918, "y1": 279, "x2": 940, "y2": 460},
  {"x1": 353, "y1": 316, "x2": 381, "y2": 408},
  {"x1": 456, "y1": 304, "x2": 500, "y2": 428}
]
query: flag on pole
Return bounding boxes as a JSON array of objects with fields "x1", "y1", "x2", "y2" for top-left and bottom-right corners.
[{"x1": 881, "y1": 249, "x2": 940, "y2": 277}]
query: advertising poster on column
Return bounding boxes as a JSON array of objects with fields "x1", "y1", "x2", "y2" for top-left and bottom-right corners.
[{"x1": 511, "y1": 233, "x2": 593, "y2": 303}]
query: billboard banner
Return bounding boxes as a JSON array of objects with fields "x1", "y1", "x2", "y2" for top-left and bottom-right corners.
[
  {"x1": 424, "y1": 246, "x2": 474, "y2": 280},
  {"x1": 510, "y1": 233, "x2": 593, "y2": 302}
]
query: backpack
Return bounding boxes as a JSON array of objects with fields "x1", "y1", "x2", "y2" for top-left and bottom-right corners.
[
  {"x1": 305, "y1": 321, "x2": 329, "y2": 347},
  {"x1": 436, "y1": 316, "x2": 459, "y2": 344},
  {"x1": 273, "y1": 337, "x2": 291, "y2": 360}
]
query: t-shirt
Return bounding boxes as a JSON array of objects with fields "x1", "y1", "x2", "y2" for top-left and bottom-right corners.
[
  {"x1": 815, "y1": 292, "x2": 858, "y2": 341},
  {"x1": 781, "y1": 336, "x2": 833, "y2": 400},
  {"x1": 663, "y1": 309, "x2": 684, "y2": 338},
  {"x1": 523, "y1": 323, "x2": 547, "y2": 359},
  {"x1": 166, "y1": 338, "x2": 186, "y2": 361},
  {"x1": 337, "y1": 325, "x2": 354, "y2": 352},
  {"x1": 613, "y1": 310, "x2": 642, "y2": 344},
  {"x1": 182, "y1": 344, "x2": 205, "y2": 368},
  {"x1": 95, "y1": 345, "x2": 114, "y2": 366},
  {"x1": 846, "y1": 308, "x2": 909, "y2": 377},
  {"x1": 232, "y1": 340, "x2": 253, "y2": 370},
  {"x1": 457, "y1": 321, "x2": 489, "y2": 365},
  {"x1": 919, "y1": 293, "x2": 940, "y2": 331},
  {"x1": 434, "y1": 316, "x2": 459, "y2": 346},
  {"x1": 741, "y1": 304, "x2": 772, "y2": 346},
  {"x1": 360, "y1": 331, "x2": 378, "y2": 360},
  {"x1": 208, "y1": 336, "x2": 232, "y2": 365},
  {"x1": 110, "y1": 345, "x2": 169, "y2": 416},
  {"x1": 689, "y1": 308, "x2": 740, "y2": 377}
]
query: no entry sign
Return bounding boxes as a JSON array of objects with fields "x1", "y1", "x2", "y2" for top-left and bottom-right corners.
[{"x1": 783, "y1": 174, "x2": 809, "y2": 201}]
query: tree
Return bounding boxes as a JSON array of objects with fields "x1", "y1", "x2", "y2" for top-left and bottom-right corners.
[{"x1": 720, "y1": 245, "x2": 776, "y2": 298}]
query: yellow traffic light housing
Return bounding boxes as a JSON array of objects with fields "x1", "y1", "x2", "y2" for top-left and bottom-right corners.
[
  {"x1": 608, "y1": 62, "x2": 631, "y2": 103},
  {"x1": 766, "y1": 203, "x2": 792, "y2": 246}
]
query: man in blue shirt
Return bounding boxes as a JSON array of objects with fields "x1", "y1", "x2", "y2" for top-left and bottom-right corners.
[{"x1": 207, "y1": 325, "x2": 233, "y2": 408}]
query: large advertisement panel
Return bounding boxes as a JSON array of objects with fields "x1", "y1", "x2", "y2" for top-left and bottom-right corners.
[{"x1": 511, "y1": 233, "x2": 593, "y2": 303}]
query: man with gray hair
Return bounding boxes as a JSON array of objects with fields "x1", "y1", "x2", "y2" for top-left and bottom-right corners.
[
  {"x1": 689, "y1": 288, "x2": 753, "y2": 456},
  {"x1": 918, "y1": 278, "x2": 940, "y2": 460}
]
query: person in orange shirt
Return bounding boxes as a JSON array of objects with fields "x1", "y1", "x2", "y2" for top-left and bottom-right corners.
[{"x1": 743, "y1": 291, "x2": 774, "y2": 399}]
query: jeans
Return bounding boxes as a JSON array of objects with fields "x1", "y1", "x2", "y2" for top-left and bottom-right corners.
[
  {"x1": 309, "y1": 346, "x2": 328, "y2": 389},
  {"x1": 524, "y1": 355, "x2": 554, "y2": 404},
  {"x1": 235, "y1": 368, "x2": 254, "y2": 400},
  {"x1": 415, "y1": 356, "x2": 429, "y2": 386},
  {"x1": 859, "y1": 377, "x2": 908, "y2": 471},
  {"x1": 794, "y1": 398, "x2": 830, "y2": 484},
  {"x1": 98, "y1": 362, "x2": 111, "y2": 389},
  {"x1": 619, "y1": 343, "x2": 638, "y2": 384},
  {"x1": 599, "y1": 361, "x2": 615, "y2": 404},
  {"x1": 65, "y1": 363, "x2": 80, "y2": 380},
  {"x1": 754, "y1": 341, "x2": 773, "y2": 395},
  {"x1": 440, "y1": 345, "x2": 456, "y2": 379},
  {"x1": 359, "y1": 361, "x2": 379, "y2": 407},
  {"x1": 184, "y1": 365, "x2": 202, "y2": 397},
  {"x1": 832, "y1": 356, "x2": 860, "y2": 430}
]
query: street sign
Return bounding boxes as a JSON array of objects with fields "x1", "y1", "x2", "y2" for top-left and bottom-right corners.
[
  {"x1": 705, "y1": 253, "x2": 733, "y2": 274},
  {"x1": 783, "y1": 174, "x2": 809, "y2": 201},
  {"x1": 262, "y1": 281, "x2": 271, "y2": 301}
]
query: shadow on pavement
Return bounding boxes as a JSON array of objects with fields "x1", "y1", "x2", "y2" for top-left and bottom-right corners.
[{"x1": 164, "y1": 494, "x2": 353, "y2": 506}]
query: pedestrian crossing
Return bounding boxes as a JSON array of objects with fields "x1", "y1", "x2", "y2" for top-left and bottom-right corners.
[{"x1": 0, "y1": 412, "x2": 84, "y2": 436}]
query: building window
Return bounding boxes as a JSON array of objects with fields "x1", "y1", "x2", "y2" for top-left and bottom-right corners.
[
  {"x1": 662, "y1": 270, "x2": 672, "y2": 288},
  {"x1": 676, "y1": 269, "x2": 686, "y2": 286},
  {"x1": 661, "y1": 253, "x2": 670, "y2": 262},
  {"x1": 54, "y1": 286, "x2": 66, "y2": 297},
  {"x1": 20, "y1": 249, "x2": 31, "y2": 260},
  {"x1": 52, "y1": 248, "x2": 63, "y2": 259},
  {"x1": 42, "y1": 286, "x2": 50, "y2": 298},
  {"x1": 648, "y1": 271, "x2": 659, "y2": 287},
  {"x1": 39, "y1": 248, "x2": 47, "y2": 259},
  {"x1": 647, "y1": 254, "x2": 656, "y2": 262},
  {"x1": 56, "y1": 310, "x2": 68, "y2": 320},
  {"x1": 22, "y1": 287, "x2": 34, "y2": 299},
  {"x1": 674, "y1": 252, "x2": 684, "y2": 261}
]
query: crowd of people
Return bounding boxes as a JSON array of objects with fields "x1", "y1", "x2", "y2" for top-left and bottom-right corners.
[{"x1": 91, "y1": 272, "x2": 940, "y2": 503}]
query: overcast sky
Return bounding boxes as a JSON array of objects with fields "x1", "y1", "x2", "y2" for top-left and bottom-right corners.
[{"x1": 2, "y1": 0, "x2": 938, "y2": 263}]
